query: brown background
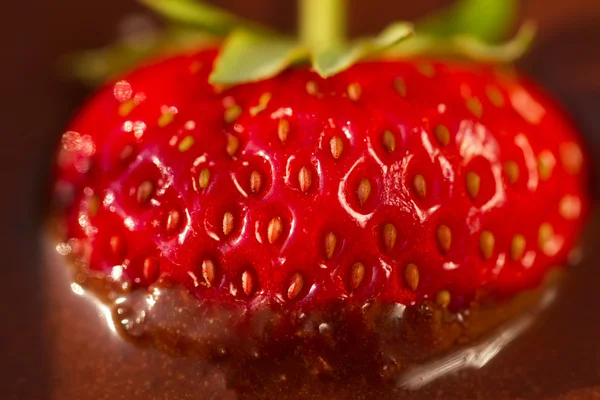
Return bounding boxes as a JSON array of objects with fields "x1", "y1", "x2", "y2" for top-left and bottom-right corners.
[{"x1": 0, "y1": 0, "x2": 598, "y2": 399}]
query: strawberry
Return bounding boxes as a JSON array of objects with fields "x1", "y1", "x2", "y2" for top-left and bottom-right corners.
[
  {"x1": 54, "y1": 48, "x2": 589, "y2": 313},
  {"x1": 53, "y1": 2, "x2": 590, "y2": 381}
]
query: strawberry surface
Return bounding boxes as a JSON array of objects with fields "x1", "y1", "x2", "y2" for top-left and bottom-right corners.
[{"x1": 54, "y1": 49, "x2": 589, "y2": 312}]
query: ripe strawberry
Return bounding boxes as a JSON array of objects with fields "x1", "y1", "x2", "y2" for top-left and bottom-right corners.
[{"x1": 54, "y1": 48, "x2": 588, "y2": 314}]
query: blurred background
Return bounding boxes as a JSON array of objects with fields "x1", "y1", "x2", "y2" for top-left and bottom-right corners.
[{"x1": 0, "y1": 0, "x2": 598, "y2": 398}]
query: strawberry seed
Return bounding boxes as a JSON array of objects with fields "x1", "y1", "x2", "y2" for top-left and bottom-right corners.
[
  {"x1": 350, "y1": 262, "x2": 365, "y2": 291},
  {"x1": 382, "y1": 223, "x2": 397, "y2": 251},
  {"x1": 357, "y1": 179, "x2": 372, "y2": 206},
  {"x1": 198, "y1": 168, "x2": 210, "y2": 189},
  {"x1": 436, "y1": 290, "x2": 451, "y2": 308},
  {"x1": 480, "y1": 231, "x2": 495, "y2": 260},
  {"x1": 223, "y1": 212, "x2": 235, "y2": 236},
  {"x1": 511, "y1": 235, "x2": 526, "y2": 261},
  {"x1": 437, "y1": 225, "x2": 452, "y2": 254},
  {"x1": 287, "y1": 273, "x2": 304, "y2": 300},
  {"x1": 413, "y1": 174, "x2": 427, "y2": 199},
  {"x1": 201, "y1": 259, "x2": 216, "y2": 287},
  {"x1": 250, "y1": 170, "x2": 262, "y2": 194},
  {"x1": 299, "y1": 167, "x2": 312, "y2": 193},
  {"x1": 330, "y1": 136, "x2": 344, "y2": 159},
  {"x1": 382, "y1": 130, "x2": 396, "y2": 152},
  {"x1": 242, "y1": 270, "x2": 255, "y2": 296},
  {"x1": 404, "y1": 263, "x2": 419, "y2": 291},
  {"x1": 267, "y1": 217, "x2": 283, "y2": 244},
  {"x1": 136, "y1": 181, "x2": 154, "y2": 204}
]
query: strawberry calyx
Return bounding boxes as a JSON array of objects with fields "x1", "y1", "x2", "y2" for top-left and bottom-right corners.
[
  {"x1": 210, "y1": 22, "x2": 413, "y2": 85},
  {"x1": 387, "y1": 22, "x2": 536, "y2": 63},
  {"x1": 72, "y1": 0, "x2": 535, "y2": 86}
]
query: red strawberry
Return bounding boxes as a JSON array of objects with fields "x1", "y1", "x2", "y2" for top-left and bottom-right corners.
[{"x1": 54, "y1": 48, "x2": 589, "y2": 316}]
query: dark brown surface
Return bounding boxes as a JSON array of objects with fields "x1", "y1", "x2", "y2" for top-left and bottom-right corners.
[{"x1": 0, "y1": 0, "x2": 599, "y2": 399}]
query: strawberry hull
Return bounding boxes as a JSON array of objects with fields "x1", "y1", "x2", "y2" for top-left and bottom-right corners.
[{"x1": 54, "y1": 49, "x2": 589, "y2": 323}]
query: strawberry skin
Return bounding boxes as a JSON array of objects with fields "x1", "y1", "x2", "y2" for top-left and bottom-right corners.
[{"x1": 54, "y1": 49, "x2": 589, "y2": 312}]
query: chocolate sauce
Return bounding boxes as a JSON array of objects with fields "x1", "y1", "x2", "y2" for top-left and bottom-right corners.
[{"x1": 41, "y1": 212, "x2": 599, "y2": 400}]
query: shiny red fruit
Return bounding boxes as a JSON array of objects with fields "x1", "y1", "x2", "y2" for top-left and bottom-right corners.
[{"x1": 54, "y1": 49, "x2": 589, "y2": 311}]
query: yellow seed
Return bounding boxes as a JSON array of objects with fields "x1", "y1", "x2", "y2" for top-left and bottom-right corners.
[
  {"x1": 466, "y1": 172, "x2": 481, "y2": 200},
  {"x1": 287, "y1": 273, "x2": 304, "y2": 300},
  {"x1": 189, "y1": 61, "x2": 202, "y2": 74},
  {"x1": 119, "y1": 99, "x2": 136, "y2": 117},
  {"x1": 511, "y1": 235, "x2": 526, "y2": 261},
  {"x1": 166, "y1": 209, "x2": 181, "y2": 235},
  {"x1": 324, "y1": 232, "x2": 337, "y2": 260},
  {"x1": 382, "y1": 223, "x2": 397, "y2": 251},
  {"x1": 435, "y1": 125, "x2": 450, "y2": 146},
  {"x1": 213, "y1": 85, "x2": 227, "y2": 94},
  {"x1": 201, "y1": 259, "x2": 216, "y2": 287},
  {"x1": 249, "y1": 92, "x2": 272, "y2": 116},
  {"x1": 347, "y1": 83, "x2": 362, "y2": 101},
  {"x1": 267, "y1": 217, "x2": 283, "y2": 244},
  {"x1": 299, "y1": 167, "x2": 312, "y2": 193},
  {"x1": 393, "y1": 78, "x2": 407, "y2": 97},
  {"x1": 382, "y1": 130, "x2": 396, "y2": 152},
  {"x1": 559, "y1": 195, "x2": 582, "y2": 220},
  {"x1": 158, "y1": 110, "x2": 175, "y2": 127},
  {"x1": 467, "y1": 98, "x2": 483, "y2": 118},
  {"x1": 278, "y1": 119, "x2": 290, "y2": 144},
  {"x1": 418, "y1": 63, "x2": 435, "y2": 77},
  {"x1": 560, "y1": 142, "x2": 583, "y2": 175},
  {"x1": 480, "y1": 231, "x2": 495, "y2": 260},
  {"x1": 437, "y1": 225, "x2": 452, "y2": 254},
  {"x1": 250, "y1": 171, "x2": 262, "y2": 194},
  {"x1": 137, "y1": 181, "x2": 154, "y2": 204},
  {"x1": 306, "y1": 81, "x2": 319, "y2": 96},
  {"x1": 538, "y1": 223, "x2": 554, "y2": 252},
  {"x1": 357, "y1": 179, "x2": 372, "y2": 206},
  {"x1": 143, "y1": 256, "x2": 159, "y2": 282},
  {"x1": 413, "y1": 174, "x2": 427, "y2": 199},
  {"x1": 226, "y1": 135, "x2": 240, "y2": 157},
  {"x1": 120, "y1": 145, "x2": 134, "y2": 162},
  {"x1": 404, "y1": 263, "x2": 419, "y2": 291},
  {"x1": 436, "y1": 290, "x2": 451, "y2": 308},
  {"x1": 350, "y1": 262, "x2": 366, "y2": 291},
  {"x1": 88, "y1": 195, "x2": 100, "y2": 217},
  {"x1": 178, "y1": 136, "x2": 195, "y2": 152},
  {"x1": 224, "y1": 104, "x2": 242, "y2": 124},
  {"x1": 241, "y1": 270, "x2": 255, "y2": 296},
  {"x1": 486, "y1": 85, "x2": 505, "y2": 107},
  {"x1": 330, "y1": 136, "x2": 344, "y2": 159},
  {"x1": 109, "y1": 235, "x2": 124, "y2": 257},
  {"x1": 223, "y1": 212, "x2": 234, "y2": 236},
  {"x1": 198, "y1": 168, "x2": 210, "y2": 189},
  {"x1": 504, "y1": 161, "x2": 520, "y2": 185},
  {"x1": 538, "y1": 150, "x2": 555, "y2": 181}
]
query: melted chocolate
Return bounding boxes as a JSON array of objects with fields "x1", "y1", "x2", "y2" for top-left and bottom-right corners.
[{"x1": 41, "y1": 211, "x2": 598, "y2": 400}]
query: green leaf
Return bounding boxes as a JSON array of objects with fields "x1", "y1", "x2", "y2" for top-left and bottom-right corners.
[
  {"x1": 418, "y1": 0, "x2": 519, "y2": 43},
  {"x1": 313, "y1": 22, "x2": 413, "y2": 78},
  {"x1": 67, "y1": 28, "x2": 216, "y2": 85},
  {"x1": 140, "y1": 0, "x2": 271, "y2": 36},
  {"x1": 389, "y1": 22, "x2": 536, "y2": 63},
  {"x1": 448, "y1": 22, "x2": 536, "y2": 62},
  {"x1": 209, "y1": 29, "x2": 308, "y2": 85},
  {"x1": 210, "y1": 23, "x2": 413, "y2": 85}
]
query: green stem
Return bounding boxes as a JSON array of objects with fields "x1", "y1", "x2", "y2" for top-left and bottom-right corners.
[{"x1": 300, "y1": 0, "x2": 348, "y2": 51}]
